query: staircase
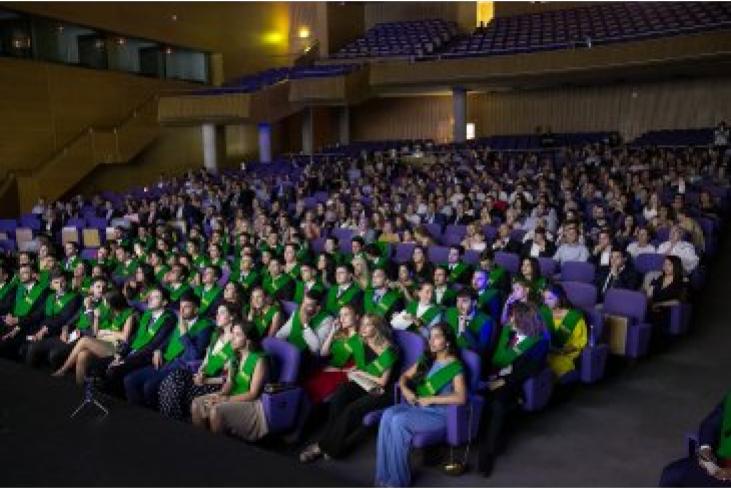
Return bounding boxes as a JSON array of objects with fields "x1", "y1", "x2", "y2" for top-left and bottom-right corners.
[{"x1": 10, "y1": 94, "x2": 161, "y2": 213}]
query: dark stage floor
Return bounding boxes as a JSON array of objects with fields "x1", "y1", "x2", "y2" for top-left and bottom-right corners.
[{"x1": 2, "y1": 231, "x2": 731, "y2": 486}]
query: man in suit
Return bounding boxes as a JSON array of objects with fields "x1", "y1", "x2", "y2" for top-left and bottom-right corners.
[
  {"x1": 595, "y1": 249, "x2": 641, "y2": 300},
  {"x1": 0, "y1": 263, "x2": 49, "y2": 360},
  {"x1": 660, "y1": 392, "x2": 731, "y2": 486},
  {"x1": 422, "y1": 201, "x2": 447, "y2": 228}
]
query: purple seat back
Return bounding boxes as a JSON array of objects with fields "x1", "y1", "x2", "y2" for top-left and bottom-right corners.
[
  {"x1": 538, "y1": 257, "x2": 558, "y2": 278},
  {"x1": 262, "y1": 337, "x2": 301, "y2": 383},
  {"x1": 603, "y1": 289, "x2": 647, "y2": 323},
  {"x1": 80, "y1": 248, "x2": 98, "y2": 261},
  {"x1": 281, "y1": 300, "x2": 298, "y2": 317},
  {"x1": 494, "y1": 251, "x2": 520, "y2": 274},
  {"x1": 423, "y1": 223, "x2": 443, "y2": 240},
  {"x1": 0, "y1": 219, "x2": 17, "y2": 233},
  {"x1": 560, "y1": 281, "x2": 598, "y2": 309},
  {"x1": 463, "y1": 250, "x2": 481, "y2": 266},
  {"x1": 560, "y1": 261, "x2": 596, "y2": 283},
  {"x1": 310, "y1": 237, "x2": 326, "y2": 254},
  {"x1": 444, "y1": 224, "x2": 467, "y2": 240},
  {"x1": 459, "y1": 349, "x2": 481, "y2": 393},
  {"x1": 393, "y1": 243, "x2": 416, "y2": 264},
  {"x1": 427, "y1": 245, "x2": 449, "y2": 265},
  {"x1": 633, "y1": 253, "x2": 666, "y2": 275},
  {"x1": 392, "y1": 330, "x2": 426, "y2": 374},
  {"x1": 483, "y1": 225, "x2": 498, "y2": 243}
]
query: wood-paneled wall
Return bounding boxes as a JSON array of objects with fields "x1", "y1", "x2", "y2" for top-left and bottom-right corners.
[
  {"x1": 468, "y1": 77, "x2": 731, "y2": 140},
  {"x1": 351, "y1": 95, "x2": 453, "y2": 143},
  {"x1": 0, "y1": 57, "x2": 189, "y2": 178},
  {"x1": 72, "y1": 126, "x2": 202, "y2": 196},
  {"x1": 492, "y1": 1, "x2": 590, "y2": 18}
]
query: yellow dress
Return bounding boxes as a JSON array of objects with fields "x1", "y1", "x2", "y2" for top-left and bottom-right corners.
[{"x1": 547, "y1": 310, "x2": 588, "y2": 378}]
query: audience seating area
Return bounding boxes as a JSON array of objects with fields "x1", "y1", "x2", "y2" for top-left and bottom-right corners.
[
  {"x1": 331, "y1": 19, "x2": 458, "y2": 59},
  {"x1": 442, "y1": 2, "x2": 731, "y2": 58}
]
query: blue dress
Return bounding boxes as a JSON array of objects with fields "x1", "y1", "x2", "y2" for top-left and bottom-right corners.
[{"x1": 375, "y1": 360, "x2": 456, "y2": 487}]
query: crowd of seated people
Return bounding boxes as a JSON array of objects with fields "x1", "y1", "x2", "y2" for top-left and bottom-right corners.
[{"x1": 0, "y1": 137, "x2": 728, "y2": 485}]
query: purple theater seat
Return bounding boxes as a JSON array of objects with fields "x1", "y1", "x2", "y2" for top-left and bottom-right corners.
[
  {"x1": 423, "y1": 223, "x2": 443, "y2": 240},
  {"x1": 521, "y1": 366, "x2": 554, "y2": 411},
  {"x1": 281, "y1": 300, "x2": 298, "y2": 317},
  {"x1": 80, "y1": 248, "x2": 98, "y2": 261},
  {"x1": 494, "y1": 251, "x2": 520, "y2": 275},
  {"x1": 633, "y1": 253, "x2": 666, "y2": 275},
  {"x1": 393, "y1": 243, "x2": 416, "y2": 264},
  {"x1": 560, "y1": 261, "x2": 596, "y2": 283},
  {"x1": 427, "y1": 245, "x2": 450, "y2": 265},
  {"x1": 464, "y1": 250, "x2": 481, "y2": 266},
  {"x1": 261, "y1": 338, "x2": 303, "y2": 434},
  {"x1": 217, "y1": 269, "x2": 230, "y2": 287},
  {"x1": 602, "y1": 289, "x2": 652, "y2": 358},
  {"x1": 538, "y1": 257, "x2": 559, "y2": 278},
  {"x1": 667, "y1": 302, "x2": 692, "y2": 336},
  {"x1": 559, "y1": 281, "x2": 603, "y2": 338}
]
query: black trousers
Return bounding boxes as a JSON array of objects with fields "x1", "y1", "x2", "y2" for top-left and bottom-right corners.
[
  {"x1": 318, "y1": 381, "x2": 393, "y2": 459},
  {"x1": 26, "y1": 337, "x2": 73, "y2": 370},
  {"x1": 477, "y1": 386, "x2": 518, "y2": 472},
  {"x1": 0, "y1": 334, "x2": 28, "y2": 361}
]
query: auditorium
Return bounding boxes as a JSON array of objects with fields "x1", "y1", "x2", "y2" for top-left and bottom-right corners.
[{"x1": 1, "y1": 1, "x2": 730, "y2": 486}]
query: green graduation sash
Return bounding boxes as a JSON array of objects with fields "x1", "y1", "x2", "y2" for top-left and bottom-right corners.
[
  {"x1": 444, "y1": 308, "x2": 489, "y2": 349},
  {"x1": 325, "y1": 284, "x2": 359, "y2": 315},
  {"x1": 263, "y1": 273, "x2": 292, "y2": 298},
  {"x1": 101, "y1": 308, "x2": 133, "y2": 332},
  {"x1": 168, "y1": 282, "x2": 191, "y2": 303},
  {"x1": 294, "y1": 280, "x2": 325, "y2": 304},
  {"x1": 163, "y1": 317, "x2": 213, "y2": 362},
  {"x1": 130, "y1": 310, "x2": 171, "y2": 351},
  {"x1": 415, "y1": 359, "x2": 463, "y2": 397},
  {"x1": 491, "y1": 326, "x2": 541, "y2": 369},
  {"x1": 251, "y1": 305, "x2": 280, "y2": 337},
  {"x1": 285, "y1": 263, "x2": 301, "y2": 281},
  {"x1": 405, "y1": 301, "x2": 441, "y2": 330},
  {"x1": 195, "y1": 285, "x2": 222, "y2": 315},
  {"x1": 329, "y1": 336, "x2": 354, "y2": 368},
  {"x1": 0, "y1": 280, "x2": 15, "y2": 302},
  {"x1": 76, "y1": 301, "x2": 109, "y2": 330},
  {"x1": 347, "y1": 335, "x2": 398, "y2": 376},
  {"x1": 64, "y1": 255, "x2": 81, "y2": 272},
  {"x1": 230, "y1": 351, "x2": 264, "y2": 395},
  {"x1": 203, "y1": 335, "x2": 234, "y2": 376},
  {"x1": 539, "y1": 306, "x2": 583, "y2": 349},
  {"x1": 115, "y1": 259, "x2": 139, "y2": 278},
  {"x1": 477, "y1": 288, "x2": 499, "y2": 312},
  {"x1": 717, "y1": 392, "x2": 731, "y2": 459},
  {"x1": 363, "y1": 288, "x2": 400, "y2": 317},
  {"x1": 154, "y1": 265, "x2": 171, "y2": 283},
  {"x1": 192, "y1": 255, "x2": 210, "y2": 270},
  {"x1": 13, "y1": 283, "x2": 47, "y2": 318},
  {"x1": 287, "y1": 310, "x2": 330, "y2": 351},
  {"x1": 489, "y1": 266, "x2": 507, "y2": 288},
  {"x1": 44, "y1": 291, "x2": 77, "y2": 318},
  {"x1": 38, "y1": 270, "x2": 50, "y2": 287},
  {"x1": 434, "y1": 286, "x2": 457, "y2": 307},
  {"x1": 448, "y1": 262, "x2": 471, "y2": 283},
  {"x1": 234, "y1": 269, "x2": 260, "y2": 290}
]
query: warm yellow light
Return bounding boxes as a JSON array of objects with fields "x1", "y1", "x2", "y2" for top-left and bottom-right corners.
[
  {"x1": 298, "y1": 26, "x2": 311, "y2": 39},
  {"x1": 262, "y1": 31, "x2": 285, "y2": 45},
  {"x1": 476, "y1": 1, "x2": 495, "y2": 26}
]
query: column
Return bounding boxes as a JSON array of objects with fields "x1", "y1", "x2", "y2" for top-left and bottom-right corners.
[
  {"x1": 258, "y1": 123, "x2": 272, "y2": 163},
  {"x1": 452, "y1": 87, "x2": 467, "y2": 144},
  {"x1": 302, "y1": 107, "x2": 314, "y2": 155},
  {"x1": 201, "y1": 123, "x2": 225, "y2": 173},
  {"x1": 338, "y1": 106, "x2": 350, "y2": 146}
]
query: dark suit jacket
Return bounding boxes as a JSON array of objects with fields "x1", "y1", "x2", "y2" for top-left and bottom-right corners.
[
  {"x1": 521, "y1": 240, "x2": 557, "y2": 259},
  {"x1": 699, "y1": 401, "x2": 723, "y2": 449},
  {"x1": 121, "y1": 313, "x2": 177, "y2": 368},
  {"x1": 43, "y1": 294, "x2": 82, "y2": 336},
  {"x1": 595, "y1": 265, "x2": 641, "y2": 298}
]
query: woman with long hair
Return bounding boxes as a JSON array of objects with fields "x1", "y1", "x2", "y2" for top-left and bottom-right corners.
[
  {"x1": 191, "y1": 320, "x2": 269, "y2": 442},
  {"x1": 540, "y1": 284, "x2": 588, "y2": 379},
  {"x1": 374, "y1": 323, "x2": 467, "y2": 487},
  {"x1": 244, "y1": 287, "x2": 282, "y2": 339},
  {"x1": 300, "y1": 314, "x2": 398, "y2": 463},
  {"x1": 646, "y1": 255, "x2": 687, "y2": 331}
]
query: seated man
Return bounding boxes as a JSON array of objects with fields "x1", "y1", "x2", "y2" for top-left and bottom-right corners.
[
  {"x1": 658, "y1": 225, "x2": 700, "y2": 275},
  {"x1": 479, "y1": 249, "x2": 510, "y2": 297},
  {"x1": 262, "y1": 257, "x2": 295, "y2": 302},
  {"x1": 390, "y1": 282, "x2": 441, "y2": 337},
  {"x1": 62, "y1": 242, "x2": 83, "y2": 274},
  {"x1": 0, "y1": 263, "x2": 18, "y2": 317},
  {"x1": 553, "y1": 224, "x2": 590, "y2": 265},
  {"x1": 194, "y1": 265, "x2": 224, "y2": 319},
  {"x1": 124, "y1": 293, "x2": 214, "y2": 409},
  {"x1": 362, "y1": 267, "x2": 401, "y2": 320},
  {"x1": 112, "y1": 245, "x2": 139, "y2": 284},
  {"x1": 443, "y1": 289, "x2": 495, "y2": 354},
  {"x1": 293, "y1": 262, "x2": 325, "y2": 305},
  {"x1": 276, "y1": 290, "x2": 334, "y2": 355},
  {"x1": 324, "y1": 264, "x2": 362, "y2": 316},
  {"x1": 472, "y1": 269, "x2": 502, "y2": 321},
  {"x1": 166, "y1": 263, "x2": 193, "y2": 307},
  {"x1": 433, "y1": 266, "x2": 457, "y2": 309},
  {"x1": 595, "y1": 248, "x2": 641, "y2": 300},
  {"x1": 446, "y1": 245, "x2": 472, "y2": 286},
  {"x1": 25, "y1": 269, "x2": 82, "y2": 369},
  {"x1": 660, "y1": 391, "x2": 731, "y2": 486},
  {"x1": 0, "y1": 263, "x2": 49, "y2": 360}
]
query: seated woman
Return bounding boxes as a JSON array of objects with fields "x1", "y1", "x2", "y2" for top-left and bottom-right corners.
[
  {"x1": 660, "y1": 390, "x2": 731, "y2": 487},
  {"x1": 190, "y1": 320, "x2": 269, "y2": 442},
  {"x1": 222, "y1": 281, "x2": 243, "y2": 313},
  {"x1": 158, "y1": 302, "x2": 237, "y2": 420},
  {"x1": 352, "y1": 255, "x2": 371, "y2": 291},
  {"x1": 52, "y1": 288, "x2": 137, "y2": 385},
  {"x1": 645, "y1": 255, "x2": 687, "y2": 332},
  {"x1": 375, "y1": 323, "x2": 467, "y2": 487},
  {"x1": 244, "y1": 287, "x2": 282, "y2": 339},
  {"x1": 123, "y1": 264, "x2": 156, "y2": 304},
  {"x1": 540, "y1": 284, "x2": 588, "y2": 379},
  {"x1": 299, "y1": 314, "x2": 398, "y2": 463},
  {"x1": 517, "y1": 257, "x2": 547, "y2": 299},
  {"x1": 478, "y1": 301, "x2": 549, "y2": 477},
  {"x1": 304, "y1": 304, "x2": 359, "y2": 405}
]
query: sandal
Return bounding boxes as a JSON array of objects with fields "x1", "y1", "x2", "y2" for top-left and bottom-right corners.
[{"x1": 299, "y1": 443, "x2": 323, "y2": 463}]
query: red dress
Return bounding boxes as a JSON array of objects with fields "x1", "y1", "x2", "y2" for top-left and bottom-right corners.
[{"x1": 304, "y1": 359, "x2": 354, "y2": 404}]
